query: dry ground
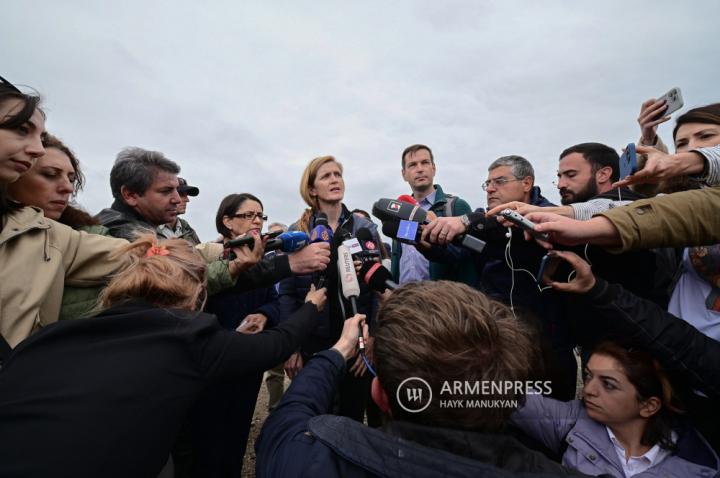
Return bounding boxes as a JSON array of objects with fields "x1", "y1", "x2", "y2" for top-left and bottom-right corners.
[{"x1": 241, "y1": 374, "x2": 286, "y2": 478}]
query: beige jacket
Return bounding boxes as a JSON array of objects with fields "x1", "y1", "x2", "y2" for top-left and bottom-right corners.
[{"x1": 0, "y1": 207, "x2": 130, "y2": 347}]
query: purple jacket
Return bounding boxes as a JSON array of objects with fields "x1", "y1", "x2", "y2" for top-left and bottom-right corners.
[{"x1": 512, "y1": 395, "x2": 719, "y2": 477}]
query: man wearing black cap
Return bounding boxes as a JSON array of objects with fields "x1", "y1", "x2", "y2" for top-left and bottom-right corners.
[{"x1": 158, "y1": 177, "x2": 201, "y2": 244}]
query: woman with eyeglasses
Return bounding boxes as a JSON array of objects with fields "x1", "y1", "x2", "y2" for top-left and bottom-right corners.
[
  {"x1": 0, "y1": 76, "x2": 128, "y2": 350},
  {"x1": 278, "y1": 155, "x2": 381, "y2": 424},
  {"x1": 184, "y1": 193, "x2": 288, "y2": 477}
]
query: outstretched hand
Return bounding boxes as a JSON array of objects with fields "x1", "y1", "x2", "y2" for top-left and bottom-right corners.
[
  {"x1": 524, "y1": 212, "x2": 620, "y2": 249},
  {"x1": 613, "y1": 146, "x2": 705, "y2": 189}
]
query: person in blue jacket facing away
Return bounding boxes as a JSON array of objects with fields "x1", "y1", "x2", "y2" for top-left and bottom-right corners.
[{"x1": 257, "y1": 281, "x2": 586, "y2": 477}]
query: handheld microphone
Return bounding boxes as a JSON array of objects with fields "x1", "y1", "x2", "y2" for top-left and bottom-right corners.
[
  {"x1": 382, "y1": 219, "x2": 486, "y2": 254},
  {"x1": 397, "y1": 194, "x2": 437, "y2": 221},
  {"x1": 359, "y1": 261, "x2": 398, "y2": 293},
  {"x1": 338, "y1": 244, "x2": 365, "y2": 351},
  {"x1": 265, "y1": 231, "x2": 310, "y2": 253},
  {"x1": 225, "y1": 229, "x2": 282, "y2": 249},
  {"x1": 310, "y1": 213, "x2": 334, "y2": 288},
  {"x1": 310, "y1": 212, "x2": 333, "y2": 244},
  {"x1": 372, "y1": 198, "x2": 428, "y2": 225},
  {"x1": 354, "y1": 227, "x2": 381, "y2": 263}
]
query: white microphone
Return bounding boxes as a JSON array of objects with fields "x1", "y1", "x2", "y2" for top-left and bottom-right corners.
[
  {"x1": 338, "y1": 245, "x2": 360, "y2": 308},
  {"x1": 337, "y1": 244, "x2": 364, "y2": 350}
]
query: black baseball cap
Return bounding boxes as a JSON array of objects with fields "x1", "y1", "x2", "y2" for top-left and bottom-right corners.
[{"x1": 177, "y1": 177, "x2": 199, "y2": 196}]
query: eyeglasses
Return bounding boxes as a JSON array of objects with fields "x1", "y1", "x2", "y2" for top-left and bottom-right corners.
[
  {"x1": 0, "y1": 74, "x2": 22, "y2": 94},
  {"x1": 481, "y1": 177, "x2": 522, "y2": 191},
  {"x1": 231, "y1": 212, "x2": 268, "y2": 221}
]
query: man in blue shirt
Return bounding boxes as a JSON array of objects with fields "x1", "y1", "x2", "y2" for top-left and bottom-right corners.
[{"x1": 390, "y1": 144, "x2": 477, "y2": 286}]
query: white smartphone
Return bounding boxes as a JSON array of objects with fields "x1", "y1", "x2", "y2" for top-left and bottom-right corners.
[{"x1": 656, "y1": 87, "x2": 683, "y2": 117}]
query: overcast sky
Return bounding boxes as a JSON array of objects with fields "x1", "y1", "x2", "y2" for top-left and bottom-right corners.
[{"x1": 4, "y1": 0, "x2": 719, "y2": 240}]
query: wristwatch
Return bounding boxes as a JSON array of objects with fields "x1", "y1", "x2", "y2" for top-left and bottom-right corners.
[{"x1": 460, "y1": 214, "x2": 471, "y2": 231}]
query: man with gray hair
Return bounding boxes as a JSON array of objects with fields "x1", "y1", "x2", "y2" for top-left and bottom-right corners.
[
  {"x1": 484, "y1": 155, "x2": 544, "y2": 210},
  {"x1": 423, "y1": 155, "x2": 552, "y2": 243},
  {"x1": 98, "y1": 147, "x2": 184, "y2": 240},
  {"x1": 421, "y1": 155, "x2": 577, "y2": 400}
]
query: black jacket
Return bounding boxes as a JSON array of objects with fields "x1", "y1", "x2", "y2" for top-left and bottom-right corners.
[
  {"x1": 0, "y1": 300, "x2": 319, "y2": 478},
  {"x1": 576, "y1": 278, "x2": 720, "y2": 452},
  {"x1": 257, "y1": 350, "x2": 587, "y2": 478},
  {"x1": 96, "y1": 199, "x2": 158, "y2": 241},
  {"x1": 579, "y1": 278, "x2": 720, "y2": 398}
]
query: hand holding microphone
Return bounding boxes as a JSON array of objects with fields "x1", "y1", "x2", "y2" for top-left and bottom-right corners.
[
  {"x1": 287, "y1": 227, "x2": 331, "y2": 275},
  {"x1": 421, "y1": 216, "x2": 467, "y2": 245},
  {"x1": 310, "y1": 212, "x2": 334, "y2": 287},
  {"x1": 228, "y1": 232, "x2": 267, "y2": 277},
  {"x1": 372, "y1": 198, "x2": 485, "y2": 253},
  {"x1": 331, "y1": 314, "x2": 368, "y2": 363}
]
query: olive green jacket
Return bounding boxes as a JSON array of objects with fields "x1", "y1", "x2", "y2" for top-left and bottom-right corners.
[{"x1": 599, "y1": 186, "x2": 720, "y2": 253}]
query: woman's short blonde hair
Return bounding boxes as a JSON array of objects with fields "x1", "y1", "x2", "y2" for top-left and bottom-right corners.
[{"x1": 99, "y1": 234, "x2": 207, "y2": 310}]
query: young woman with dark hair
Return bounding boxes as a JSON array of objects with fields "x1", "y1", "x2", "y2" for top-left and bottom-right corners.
[
  {"x1": 7, "y1": 133, "x2": 113, "y2": 320},
  {"x1": 513, "y1": 339, "x2": 718, "y2": 477},
  {"x1": 0, "y1": 76, "x2": 129, "y2": 348}
]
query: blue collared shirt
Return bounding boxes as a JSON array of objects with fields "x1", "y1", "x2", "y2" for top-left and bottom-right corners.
[{"x1": 398, "y1": 189, "x2": 436, "y2": 285}]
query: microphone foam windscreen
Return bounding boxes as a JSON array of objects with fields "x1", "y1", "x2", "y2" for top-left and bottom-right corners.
[{"x1": 337, "y1": 245, "x2": 361, "y2": 298}]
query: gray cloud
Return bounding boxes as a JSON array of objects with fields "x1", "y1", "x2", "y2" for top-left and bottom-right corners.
[{"x1": 3, "y1": 0, "x2": 718, "y2": 239}]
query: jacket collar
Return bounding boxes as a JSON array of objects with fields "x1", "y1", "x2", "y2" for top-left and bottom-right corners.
[
  {"x1": 529, "y1": 186, "x2": 554, "y2": 207},
  {"x1": 429, "y1": 183, "x2": 447, "y2": 205},
  {"x1": 0, "y1": 206, "x2": 51, "y2": 246},
  {"x1": 309, "y1": 416, "x2": 578, "y2": 477},
  {"x1": 110, "y1": 199, "x2": 156, "y2": 229},
  {"x1": 570, "y1": 407, "x2": 719, "y2": 474},
  {"x1": 569, "y1": 409, "x2": 633, "y2": 474}
]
